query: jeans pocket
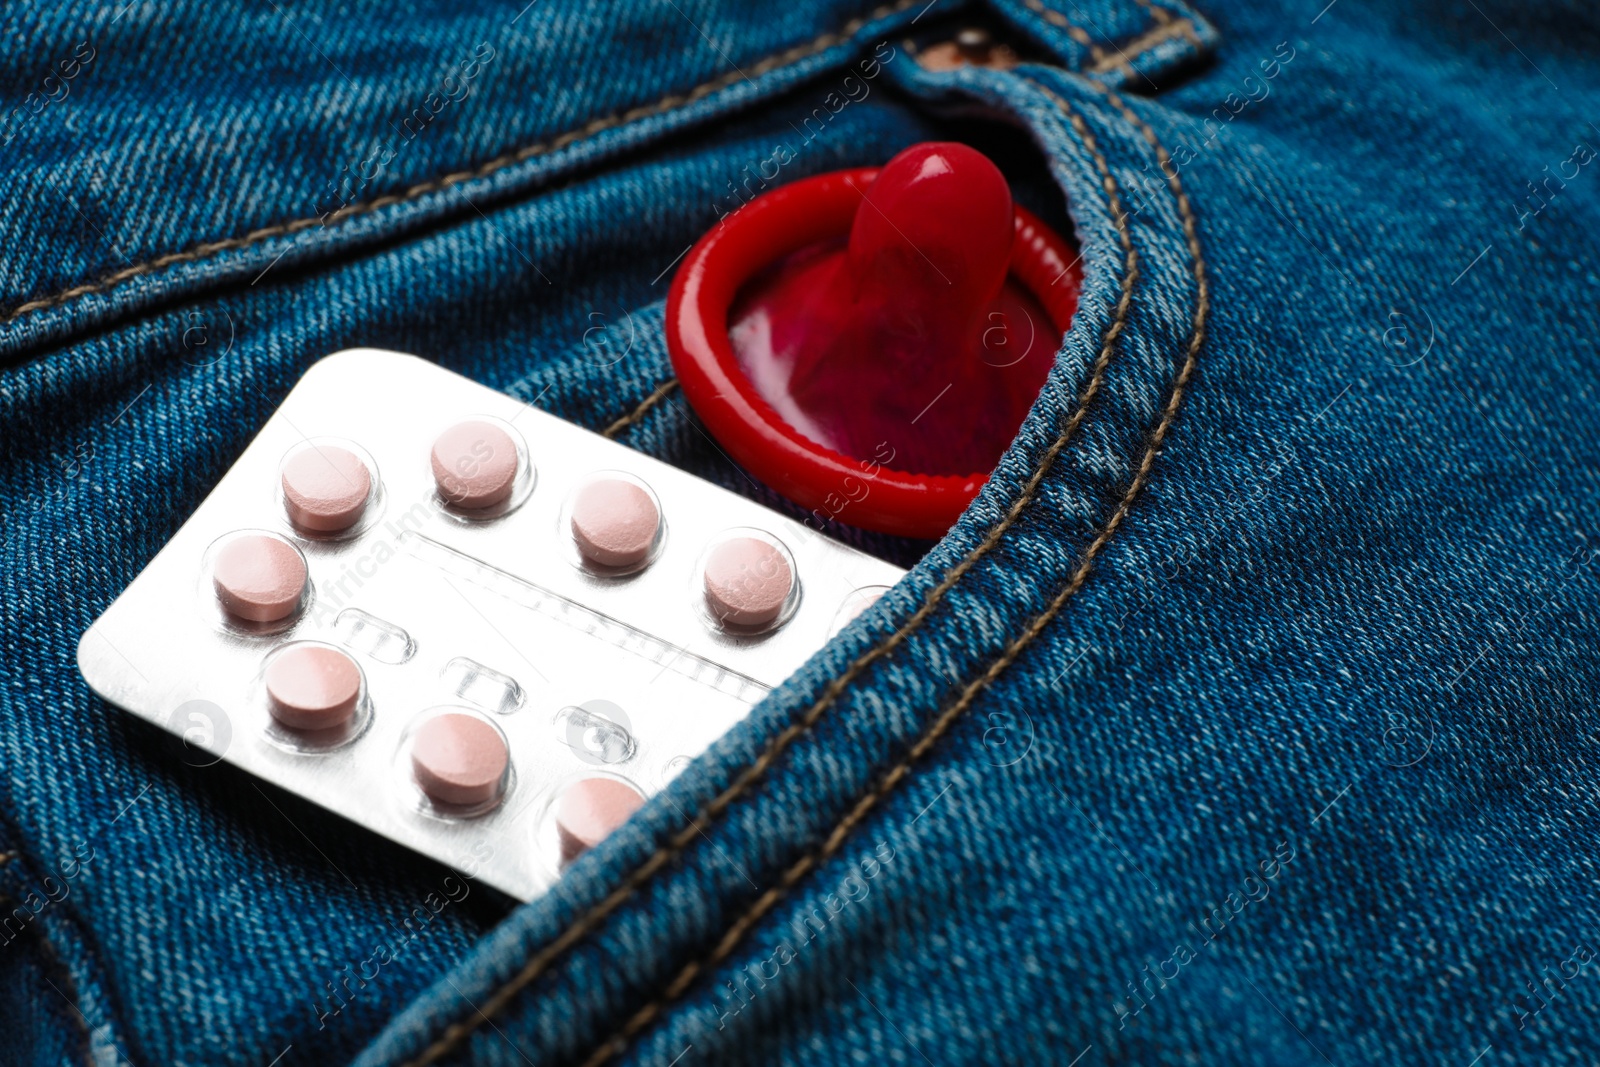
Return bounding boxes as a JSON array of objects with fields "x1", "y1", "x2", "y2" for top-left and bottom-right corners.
[{"x1": 353, "y1": 26, "x2": 1215, "y2": 1067}]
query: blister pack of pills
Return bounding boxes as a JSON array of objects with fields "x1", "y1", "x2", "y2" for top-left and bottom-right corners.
[{"x1": 77, "y1": 349, "x2": 904, "y2": 901}]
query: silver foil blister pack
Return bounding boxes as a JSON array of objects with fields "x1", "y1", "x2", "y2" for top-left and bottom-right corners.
[{"x1": 77, "y1": 349, "x2": 904, "y2": 900}]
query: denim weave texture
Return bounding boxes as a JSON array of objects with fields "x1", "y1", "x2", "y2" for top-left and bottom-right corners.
[{"x1": 2, "y1": 1, "x2": 1599, "y2": 1065}]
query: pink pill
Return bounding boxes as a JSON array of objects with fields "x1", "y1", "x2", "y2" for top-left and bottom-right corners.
[
  {"x1": 281, "y1": 446, "x2": 371, "y2": 532},
  {"x1": 431, "y1": 420, "x2": 519, "y2": 509},
  {"x1": 411, "y1": 712, "x2": 509, "y2": 808},
  {"x1": 570, "y1": 479, "x2": 660, "y2": 568},
  {"x1": 213, "y1": 534, "x2": 307, "y2": 623},
  {"x1": 555, "y1": 777, "x2": 645, "y2": 862},
  {"x1": 265, "y1": 645, "x2": 362, "y2": 731},
  {"x1": 703, "y1": 536, "x2": 793, "y2": 628}
]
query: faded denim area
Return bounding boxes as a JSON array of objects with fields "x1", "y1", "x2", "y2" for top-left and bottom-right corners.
[{"x1": 2, "y1": 1, "x2": 1599, "y2": 1066}]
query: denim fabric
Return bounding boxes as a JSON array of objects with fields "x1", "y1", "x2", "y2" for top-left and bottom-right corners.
[{"x1": 4, "y1": 0, "x2": 1600, "y2": 1065}]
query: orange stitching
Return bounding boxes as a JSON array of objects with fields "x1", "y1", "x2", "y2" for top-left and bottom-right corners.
[
  {"x1": 574, "y1": 77, "x2": 1209, "y2": 1067},
  {"x1": 1, "y1": 0, "x2": 924, "y2": 324},
  {"x1": 1021, "y1": 0, "x2": 1109, "y2": 63},
  {"x1": 1023, "y1": 0, "x2": 1206, "y2": 79},
  {"x1": 1085, "y1": 18, "x2": 1199, "y2": 74},
  {"x1": 398, "y1": 77, "x2": 1142, "y2": 1067},
  {"x1": 600, "y1": 376, "x2": 679, "y2": 439},
  {"x1": 1130, "y1": 0, "x2": 1177, "y2": 25},
  {"x1": 1087, "y1": 84, "x2": 1209, "y2": 342}
]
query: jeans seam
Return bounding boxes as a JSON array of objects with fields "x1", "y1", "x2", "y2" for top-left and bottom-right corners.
[
  {"x1": 1, "y1": 0, "x2": 924, "y2": 326},
  {"x1": 1024, "y1": 0, "x2": 1206, "y2": 81},
  {"x1": 1022, "y1": 0, "x2": 1119, "y2": 64},
  {"x1": 570, "y1": 76, "x2": 1209, "y2": 1067},
  {"x1": 1085, "y1": 17, "x2": 1202, "y2": 75},
  {"x1": 1130, "y1": 0, "x2": 1177, "y2": 25},
  {"x1": 600, "y1": 377, "x2": 680, "y2": 440},
  {"x1": 397, "y1": 71, "x2": 1148, "y2": 1067},
  {"x1": 0, "y1": 893, "x2": 96, "y2": 1067}
]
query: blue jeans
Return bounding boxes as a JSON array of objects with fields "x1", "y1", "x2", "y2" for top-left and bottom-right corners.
[{"x1": 4, "y1": 1, "x2": 1599, "y2": 1064}]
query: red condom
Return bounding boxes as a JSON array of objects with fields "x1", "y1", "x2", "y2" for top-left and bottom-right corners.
[{"x1": 669, "y1": 142, "x2": 1079, "y2": 538}]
